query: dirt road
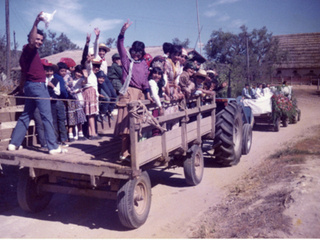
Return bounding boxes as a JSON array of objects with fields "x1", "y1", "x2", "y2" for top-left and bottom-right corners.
[{"x1": 0, "y1": 85, "x2": 319, "y2": 238}]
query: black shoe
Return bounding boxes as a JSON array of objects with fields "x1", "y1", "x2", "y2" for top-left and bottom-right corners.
[
  {"x1": 96, "y1": 114, "x2": 103, "y2": 123},
  {"x1": 107, "y1": 112, "x2": 115, "y2": 121},
  {"x1": 78, "y1": 136, "x2": 87, "y2": 141},
  {"x1": 89, "y1": 135, "x2": 102, "y2": 140},
  {"x1": 61, "y1": 142, "x2": 69, "y2": 147},
  {"x1": 102, "y1": 114, "x2": 109, "y2": 123}
]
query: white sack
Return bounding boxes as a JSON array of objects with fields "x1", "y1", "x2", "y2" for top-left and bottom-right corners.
[{"x1": 243, "y1": 94, "x2": 272, "y2": 116}]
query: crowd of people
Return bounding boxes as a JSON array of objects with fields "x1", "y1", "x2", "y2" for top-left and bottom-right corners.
[
  {"x1": 7, "y1": 12, "x2": 227, "y2": 160},
  {"x1": 242, "y1": 82, "x2": 273, "y2": 99},
  {"x1": 242, "y1": 81, "x2": 292, "y2": 100}
]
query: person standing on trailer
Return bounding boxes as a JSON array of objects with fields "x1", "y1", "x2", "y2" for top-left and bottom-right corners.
[{"x1": 8, "y1": 12, "x2": 67, "y2": 155}]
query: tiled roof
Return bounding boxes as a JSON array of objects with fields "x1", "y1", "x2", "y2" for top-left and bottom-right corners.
[{"x1": 274, "y1": 32, "x2": 320, "y2": 69}]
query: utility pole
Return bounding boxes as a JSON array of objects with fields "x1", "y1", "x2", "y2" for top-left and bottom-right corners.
[
  {"x1": 5, "y1": 0, "x2": 11, "y2": 79},
  {"x1": 196, "y1": 0, "x2": 202, "y2": 54},
  {"x1": 13, "y1": 31, "x2": 16, "y2": 66},
  {"x1": 246, "y1": 34, "x2": 249, "y2": 83}
]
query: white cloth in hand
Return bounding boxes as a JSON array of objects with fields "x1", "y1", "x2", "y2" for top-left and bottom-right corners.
[{"x1": 41, "y1": 10, "x2": 56, "y2": 29}]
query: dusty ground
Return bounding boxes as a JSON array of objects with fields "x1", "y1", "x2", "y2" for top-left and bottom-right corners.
[
  {"x1": 0, "y1": 85, "x2": 320, "y2": 238},
  {"x1": 191, "y1": 125, "x2": 320, "y2": 238}
]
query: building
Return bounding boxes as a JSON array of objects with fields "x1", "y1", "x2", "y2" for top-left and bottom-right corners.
[{"x1": 273, "y1": 32, "x2": 320, "y2": 84}]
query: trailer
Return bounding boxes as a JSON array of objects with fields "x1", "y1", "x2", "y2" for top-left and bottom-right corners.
[{"x1": 0, "y1": 95, "x2": 216, "y2": 229}]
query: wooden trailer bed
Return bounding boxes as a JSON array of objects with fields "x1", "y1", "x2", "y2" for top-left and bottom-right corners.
[{"x1": 0, "y1": 94, "x2": 216, "y2": 229}]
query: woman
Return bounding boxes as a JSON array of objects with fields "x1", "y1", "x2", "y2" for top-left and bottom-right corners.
[{"x1": 115, "y1": 19, "x2": 152, "y2": 161}]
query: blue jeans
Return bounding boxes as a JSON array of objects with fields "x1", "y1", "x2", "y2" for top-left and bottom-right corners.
[
  {"x1": 98, "y1": 77, "x2": 117, "y2": 113},
  {"x1": 55, "y1": 100, "x2": 68, "y2": 142},
  {"x1": 33, "y1": 107, "x2": 47, "y2": 147},
  {"x1": 10, "y1": 81, "x2": 58, "y2": 150}
]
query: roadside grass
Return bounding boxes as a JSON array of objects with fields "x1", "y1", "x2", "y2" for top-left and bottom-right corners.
[{"x1": 191, "y1": 125, "x2": 320, "y2": 238}]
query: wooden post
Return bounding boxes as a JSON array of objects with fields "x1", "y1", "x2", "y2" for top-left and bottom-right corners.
[
  {"x1": 128, "y1": 103, "x2": 139, "y2": 173},
  {"x1": 161, "y1": 122, "x2": 168, "y2": 160},
  {"x1": 210, "y1": 96, "x2": 216, "y2": 139},
  {"x1": 181, "y1": 111, "x2": 188, "y2": 153},
  {"x1": 196, "y1": 96, "x2": 201, "y2": 144},
  {"x1": 5, "y1": 0, "x2": 11, "y2": 80}
]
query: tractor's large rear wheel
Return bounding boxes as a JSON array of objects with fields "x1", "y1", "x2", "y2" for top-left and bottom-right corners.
[{"x1": 213, "y1": 102, "x2": 243, "y2": 166}]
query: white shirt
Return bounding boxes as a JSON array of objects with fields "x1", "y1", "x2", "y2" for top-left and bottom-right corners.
[
  {"x1": 94, "y1": 36, "x2": 108, "y2": 75},
  {"x1": 149, "y1": 79, "x2": 162, "y2": 108},
  {"x1": 46, "y1": 75, "x2": 60, "y2": 96},
  {"x1": 255, "y1": 88, "x2": 263, "y2": 98}
]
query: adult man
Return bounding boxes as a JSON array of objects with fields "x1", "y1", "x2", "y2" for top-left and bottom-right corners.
[
  {"x1": 242, "y1": 83, "x2": 252, "y2": 99},
  {"x1": 8, "y1": 12, "x2": 67, "y2": 155}
]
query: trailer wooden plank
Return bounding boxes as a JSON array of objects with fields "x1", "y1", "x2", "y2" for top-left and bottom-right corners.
[
  {"x1": 0, "y1": 111, "x2": 22, "y2": 122},
  {"x1": 166, "y1": 127, "x2": 182, "y2": 152},
  {"x1": 136, "y1": 136, "x2": 162, "y2": 164}
]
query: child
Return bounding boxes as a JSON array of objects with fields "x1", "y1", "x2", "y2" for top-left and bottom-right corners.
[
  {"x1": 193, "y1": 69, "x2": 215, "y2": 97},
  {"x1": 42, "y1": 60, "x2": 60, "y2": 142},
  {"x1": 108, "y1": 53, "x2": 123, "y2": 95},
  {"x1": 93, "y1": 27, "x2": 110, "y2": 75},
  {"x1": 149, "y1": 67, "x2": 165, "y2": 116},
  {"x1": 65, "y1": 64, "x2": 87, "y2": 142},
  {"x1": 82, "y1": 55, "x2": 101, "y2": 140},
  {"x1": 95, "y1": 70, "x2": 110, "y2": 123},
  {"x1": 54, "y1": 62, "x2": 69, "y2": 147}
]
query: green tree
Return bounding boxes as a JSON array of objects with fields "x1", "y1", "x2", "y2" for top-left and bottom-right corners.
[
  {"x1": 105, "y1": 38, "x2": 115, "y2": 48},
  {"x1": 204, "y1": 26, "x2": 288, "y2": 97},
  {"x1": 39, "y1": 30, "x2": 80, "y2": 58},
  {"x1": 172, "y1": 38, "x2": 190, "y2": 48}
]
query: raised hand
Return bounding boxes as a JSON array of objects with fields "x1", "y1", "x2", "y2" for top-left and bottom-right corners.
[
  {"x1": 86, "y1": 33, "x2": 91, "y2": 44},
  {"x1": 94, "y1": 28, "x2": 100, "y2": 37},
  {"x1": 120, "y1": 19, "x2": 133, "y2": 35},
  {"x1": 86, "y1": 54, "x2": 93, "y2": 63},
  {"x1": 34, "y1": 11, "x2": 44, "y2": 26}
]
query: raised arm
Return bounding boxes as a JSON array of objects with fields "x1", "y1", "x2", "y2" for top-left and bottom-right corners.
[
  {"x1": 28, "y1": 12, "x2": 44, "y2": 49},
  {"x1": 93, "y1": 28, "x2": 100, "y2": 59},
  {"x1": 81, "y1": 33, "x2": 91, "y2": 66}
]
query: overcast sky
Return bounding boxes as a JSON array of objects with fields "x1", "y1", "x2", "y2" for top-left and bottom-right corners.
[{"x1": 1, "y1": 0, "x2": 320, "y2": 52}]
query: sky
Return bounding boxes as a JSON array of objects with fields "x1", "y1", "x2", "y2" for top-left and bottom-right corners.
[{"x1": 1, "y1": 0, "x2": 320, "y2": 53}]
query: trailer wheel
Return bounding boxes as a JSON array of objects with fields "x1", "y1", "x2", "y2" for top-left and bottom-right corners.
[
  {"x1": 274, "y1": 117, "x2": 280, "y2": 132},
  {"x1": 184, "y1": 145, "x2": 204, "y2": 186},
  {"x1": 117, "y1": 171, "x2": 151, "y2": 229},
  {"x1": 17, "y1": 168, "x2": 53, "y2": 213},
  {"x1": 242, "y1": 123, "x2": 252, "y2": 155},
  {"x1": 213, "y1": 102, "x2": 243, "y2": 166},
  {"x1": 282, "y1": 116, "x2": 289, "y2": 127},
  {"x1": 297, "y1": 109, "x2": 301, "y2": 121}
]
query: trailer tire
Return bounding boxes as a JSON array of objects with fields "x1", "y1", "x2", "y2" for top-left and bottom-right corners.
[
  {"x1": 213, "y1": 102, "x2": 243, "y2": 166},
  {"x1": 117, "y1": 171, "x2": 151, "y2": 229},
  {"x1": 184, "y1": 145, "x2": 204, "y2": 186},
  {"x1": 274, "y1": 117, "x2": 280, "y2": 132},
  {"x1": 17, "y1": 168, "x2": 53, "y2": 213},
  {"x1": 242, "y1": 123, "x2": 252, "y2": 155},
  {"x1": 282, "y1": 116, "x2": 288, "y2": 127}
]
